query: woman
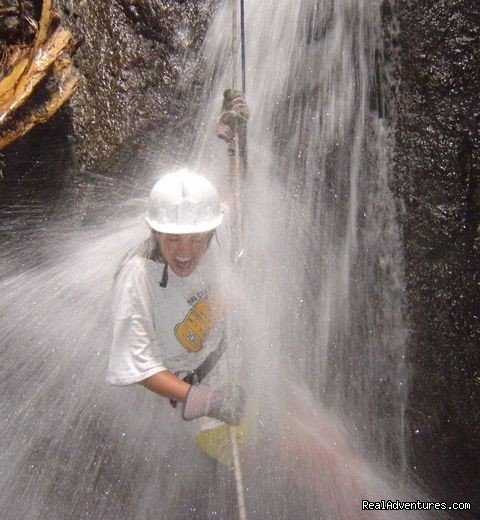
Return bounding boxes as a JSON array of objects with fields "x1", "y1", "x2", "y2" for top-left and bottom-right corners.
[
  {"x1": 107, "y1": 169, "x2": 403, "y2": 519},
  {"x1": 107, "y1": 168, "x2": 244, "y2": 425}
]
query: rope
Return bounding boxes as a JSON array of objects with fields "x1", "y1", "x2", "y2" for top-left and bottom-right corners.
[
  {"x1": 229, "y1": 425, "x2": 248, "y2": 520},
  {"x1": 231, "y1": 0, "x2": 247, "y2": 94},
  {"x1": 226, "y1": 3, "x2": 248, "y2": 520},
  {"x1": 231, "y1": 0, "x2": 238, "y2": 90},
  {"x1": 240, "y1": 0, "x2": 246, "y2": 94}
]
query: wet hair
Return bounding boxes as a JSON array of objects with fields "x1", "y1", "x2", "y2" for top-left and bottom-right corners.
[
  {"x1": 137, "y1": 231, "x2": 165, "y2": 262},
  {"x1": 113, "y1": 231, "x2": 163, "y2": 281},
  {"x1": 113, "y1": 229, "x2": 215, "y2": 280}
]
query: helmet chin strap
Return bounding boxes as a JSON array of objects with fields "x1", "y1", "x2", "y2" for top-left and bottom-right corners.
[{"x1": 160, "y1": 263, "x2": 169, "y2": 288}]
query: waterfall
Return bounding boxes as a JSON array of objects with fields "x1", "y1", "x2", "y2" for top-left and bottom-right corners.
[
  {"x1": 0, "y1": 1, "x2": 433, "y2": 519},
  {"x1": 193, "y1": 0, "x2": 408, "y2": 468}
]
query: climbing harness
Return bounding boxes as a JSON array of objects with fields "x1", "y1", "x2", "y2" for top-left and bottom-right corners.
[
  {"x1": 169, "y1": 335, "x2": 227, "y2": 408},
  {"x1": 183, "y1": 336, "x2": 227, "y2": 384}
]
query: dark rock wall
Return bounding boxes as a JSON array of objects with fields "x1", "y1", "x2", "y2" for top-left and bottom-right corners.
[
  {"x1": 0, "y1": 0, "x2": 216, "y2": 183},
  {"x1": 392, "y1": 0, "x2": 479, "y2": 511},
  {"x1": 58, "y1": 0, "x2": 215, "y2": 174},
  {"x1": 1, "y1": 0, "x2": 217, "y2": 223}
]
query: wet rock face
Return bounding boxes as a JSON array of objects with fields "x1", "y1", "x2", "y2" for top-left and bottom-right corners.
[
  {"x1": 391, "y1": 0, "x2": 480, "y2": 509},
  {"x1": 0, "y1": 0, "x2": 215, "y2": 228},
  {"x1": 57, "y1": 0, "x2": 215, "y2": 174}
]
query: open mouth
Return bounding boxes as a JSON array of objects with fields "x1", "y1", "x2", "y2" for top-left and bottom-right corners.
[{"x1": 173, "y1": 257, "x2": 193, "y2": 273}]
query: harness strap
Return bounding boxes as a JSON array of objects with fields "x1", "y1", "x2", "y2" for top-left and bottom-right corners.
[
  {"x1": 170, "y1": 334, "x2": 227, "y2": 407},
  {"x1": 160, "y1": 262, "x2": 168, "y2": 287}
]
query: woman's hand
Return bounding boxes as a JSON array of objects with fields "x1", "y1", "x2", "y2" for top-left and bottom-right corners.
[{"x1": 182, "y1": 384, "x2": 246, "y2": 425}]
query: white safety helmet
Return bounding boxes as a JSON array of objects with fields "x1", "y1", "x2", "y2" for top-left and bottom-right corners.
[{"x1": 145, "y1": 168, "x2": 224, "y2": 234}]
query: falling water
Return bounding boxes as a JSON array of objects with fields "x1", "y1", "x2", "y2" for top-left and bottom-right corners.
[
  {"x1": 194, "y1": 0, "x2": 408, "y2": 466},
  {"x1": 0, "y1": 0, "x2": 436, "y2": 519},
  {"x1": 188, "y1": 0, "x2": 416, "y2": 516}
]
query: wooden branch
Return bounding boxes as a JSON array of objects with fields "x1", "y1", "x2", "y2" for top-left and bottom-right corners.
[
  {"x1": 0, "y1": 58, "x2": 79, "y2": 151},
  {"x1": 0, "y1": 0, "x2": 54, "y2": 114},
  {"x1": 0, "y1": 26, "x2": 72, "y2": 123},
  {"x1": 0, "y1": 0, "x2": 78, "y2": 152},
  {"x1": 0, "y1": 56, "x2": 30, "y2": 106},
  {"x1": 33, "y1": 0, "x2": 54, "y2": 55}
]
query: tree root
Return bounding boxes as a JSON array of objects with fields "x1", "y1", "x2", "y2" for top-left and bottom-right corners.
[{"x1": 0, "y1": 0, "x2": 79, "y2": 152}]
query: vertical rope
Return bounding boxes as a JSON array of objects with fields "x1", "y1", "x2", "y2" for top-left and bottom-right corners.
[
  {"x1": 240, "y1": 0, "x2": 246, "y2": 94},
  {"x1": 228, "y1": 127, "x2": 248, "y2": 520},
  {"x1": 238, "y1": 0, "x2": 248, "y2": 176},
  {"x1": 228, "y1": 3, "x2": 247, "y2": 520},
  {"x1": 231, "y1": 0, "x2": 238, "y2": 89},
  {"x1": 229, "y1": 426, "x2": 248, "y2": 520}
]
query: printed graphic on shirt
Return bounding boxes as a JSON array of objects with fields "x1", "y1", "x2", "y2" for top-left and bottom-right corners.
[
  {"x1": 187, "y1": 289, "x2": 208, "y2": 307},
  {"x1": 175, "y1": 295, "x2": 221, "y2": 352}
]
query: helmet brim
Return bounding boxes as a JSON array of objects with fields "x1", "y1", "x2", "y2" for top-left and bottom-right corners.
[{"x1": 145, "y1": 213, "x2": 224, "y2": 234}]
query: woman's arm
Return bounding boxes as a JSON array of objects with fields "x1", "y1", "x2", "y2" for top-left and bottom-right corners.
[
  {"x1": 142, "y1": 370, "x2": 190, "y2": 402},
  {"x1": 142, "y1": 370, "x2": 244, "y2": 425}
]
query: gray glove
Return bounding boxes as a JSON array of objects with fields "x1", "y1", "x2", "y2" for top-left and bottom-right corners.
[{"x1": 182, "y1": 384, "x2": 246, "y2": 425}]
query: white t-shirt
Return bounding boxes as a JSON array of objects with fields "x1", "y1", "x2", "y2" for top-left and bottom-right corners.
[{"x1": 106, "y1": 251, "x2": 225, "y2": 386}]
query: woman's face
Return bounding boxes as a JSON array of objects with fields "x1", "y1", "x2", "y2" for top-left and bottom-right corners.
[{"x1": 158, "y1": 232, "x2": 211, "y2": 277}]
